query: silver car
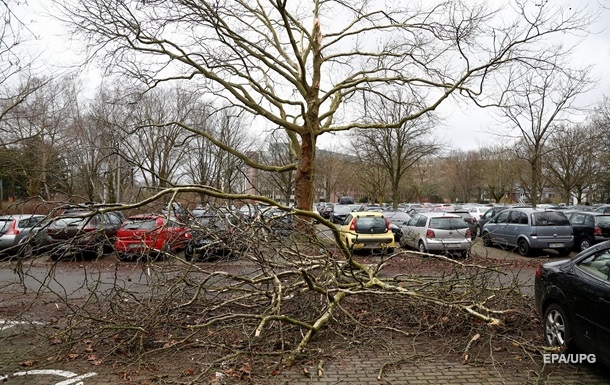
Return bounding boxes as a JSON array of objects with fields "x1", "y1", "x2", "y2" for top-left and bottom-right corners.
[
  {"x1": 481, "y1": 208, "x2": 573, "y2": 257},
  {"x1": 399, "y1": 212, "x2": 472, "y2": 257},
  {"x1": 0, "y1": 214, "x2": 47, "y2": 256}
]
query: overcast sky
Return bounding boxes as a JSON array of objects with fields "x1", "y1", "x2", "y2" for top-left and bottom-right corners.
[{"x1": 12, "y1": 0, "x2": 610, "y2": 153}]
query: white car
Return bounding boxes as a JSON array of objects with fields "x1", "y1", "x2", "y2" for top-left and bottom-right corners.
[
  {"x1": 467, "y1": 206, "x2": 489, "y2": 221},
  {"x1": 400, "y1": 212, "x2": 472, "y2": 257}
]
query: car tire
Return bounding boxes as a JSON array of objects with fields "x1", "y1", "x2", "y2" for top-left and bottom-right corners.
[
  {"x1": 184, "y1": 245, "x2": 195, "y2": 261},
  {"x1": 517, "y1": 239, "x2": 531, "y2": 256},
  {"x1": 482, "y1": 232, "x2": 492, "y2": 247},
  {"x1": 544, "y1": 303, "x2": 572, "y2": 351},
  {"x1": 418, "y1": 241, "x2": 427, "y2": 256},
  {"x1": 578, "y1": 237, "x2": 592, "y2": 252},
  {"x1": 18, "y1": 242, "x2": 35, "y2": 259}
]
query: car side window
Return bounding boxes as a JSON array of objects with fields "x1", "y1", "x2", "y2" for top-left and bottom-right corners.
[
  {"x1": 495, "y1": 211, "x2": 510, "y2": 224},
  {"x1": 407, "y1": 215, "x2": 419, "y2": 226},
  {"x1": 416, "y1": 216, "x2": 427, "y2": 227},
  {"x1": 578, "y1": 250, "x2": 610, "y2": 281},
  {"x1": 105, "y1": 213, "x2": 123, "y2": 226},
  {"x1": 508, "y1": 211, "x2": 521, "y2": 224},
  {"x1": 586, "y1": 215, "x2": 595, "y2": 227},
  {"x1": 344, "y1": 214, "x2": 353, "y2": 225}
]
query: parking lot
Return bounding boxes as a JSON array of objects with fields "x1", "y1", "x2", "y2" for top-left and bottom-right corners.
[{"x1": 0, "y1": 226, "x2": 605, "y2": 385}]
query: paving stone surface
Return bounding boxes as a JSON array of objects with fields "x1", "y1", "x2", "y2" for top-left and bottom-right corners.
[{"x1": 2, "y1": 323, "x2": 609, "y2": 385}]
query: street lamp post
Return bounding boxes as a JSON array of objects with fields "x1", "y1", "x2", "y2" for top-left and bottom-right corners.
[{"x1": 115, "y1": 142, "x2": 120, "y2": 203}]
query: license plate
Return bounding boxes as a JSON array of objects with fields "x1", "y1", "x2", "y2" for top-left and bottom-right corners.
[
  {"x1": 549, "y1": 243, "x2": 565, "y2": 248},
  {"x1": 127, "y1": 244, "x2": 141, "y2": 249},
  {"x1": 445, "y1": 243, "x2": 460, "y2": 248}
]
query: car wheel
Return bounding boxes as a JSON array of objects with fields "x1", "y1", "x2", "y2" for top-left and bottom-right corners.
[
  {"x1": 578, "y1": 237, "x2": 592, "y2": 252},
  {"x1": 482, "y1": 232, "x2": 492, "y2": 247},
  {"x1": 184, "y1": 244, "x2": 195, "y2": 261},
  {"x1": 18, "y1": 242, "x2": 35, "y2": 259},
  {"x1": 517, "y1": 239, "x2": 531, "y2": 256},
  {"x1": 418, "y1": 241, "x2": 427, "y2": 255},
  {"x1": 544, "y1": 303, "x2": 572, "y2": 351}
]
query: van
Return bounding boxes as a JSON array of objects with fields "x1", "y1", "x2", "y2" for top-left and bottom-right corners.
[{"x1": 481, "y1": 208, "x2": 573, "y2": 256}]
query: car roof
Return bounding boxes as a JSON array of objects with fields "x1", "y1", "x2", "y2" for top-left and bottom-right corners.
[
  {"x1": 417, "y1": 212, "x2": 461, "y2": 218},
  {"x1": 350, "y1": 211, "x2": 386, "y2": 217},
  {"x1": 563, "y1": 210, "x2": 607, "y2": 216},
  {"x1": 127, "y1": 214, "x2": 166, "y2": 220},
  {"x1": 0, "y1": 214, "x2": 46, "y2": 220},
  {"x1": 508, "y1": 207, "x2": 564, "y2": 214}
]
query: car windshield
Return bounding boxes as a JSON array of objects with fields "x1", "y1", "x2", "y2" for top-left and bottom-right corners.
[
  {"x1": 428, "y1": 217, "x2": 469, "y2": 230},
  {"x1": 53, "y1": 217, "x2": 86, "y2": 228},
  {"x1": 532, "y1": 212, "x2": 569, "y2": 226}
]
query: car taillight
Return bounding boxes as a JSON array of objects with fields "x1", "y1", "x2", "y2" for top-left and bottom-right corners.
[
  {"x1": 426, "y1": 229, "x2": 435, "y2": 238},
  {"x1": 385, "y1": 218, "x2": 391, "y2": 231},
  {"x1": 465, "y1": 229, "x2": 471, "y2": 238},
  {"x1": 349, "y1": 218, "x2": 357, "y2": 231},
  {"x1": 594, "y1": 226, "x2": 602, "y2": 236},
  {"x1": 5, "y1": 221, "x2": 19, "y2": 235},
  {"x1": 535, "y1": 265, "x2": 542, "y2": 279}
]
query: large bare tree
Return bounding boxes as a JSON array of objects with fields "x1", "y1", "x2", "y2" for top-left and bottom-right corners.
[
  {"x1": 57, "y1": 0, "x2": 594, "y2": 213},
  {"x1": 544, "y1": 124, "x2": 600, "y2": 204},
  {"x1": 491, "y1": 58, "x2": 593, "y2": 206},
  {"x1": 349, "y1": 91, "x2": 441, "y2": 208},
  {"x1": 0, "y1": 1, "x2": 45, "y2": 124}
]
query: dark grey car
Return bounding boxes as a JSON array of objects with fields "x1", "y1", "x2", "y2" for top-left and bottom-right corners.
[
  {"x1": 0, "y1": 214, "x2": 46, "y2": 257},
  {"x1": 481, "y1": 208, "x2": 573, "y2": 257}
]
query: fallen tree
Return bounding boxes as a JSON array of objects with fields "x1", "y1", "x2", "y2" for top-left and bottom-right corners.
[{"x1": 0, "y1": 189, "x2": 545, "y2": 383}]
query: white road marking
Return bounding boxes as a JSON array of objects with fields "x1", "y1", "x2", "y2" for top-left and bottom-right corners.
[
  {"x1": 0, "y1": 369, "x2": 97, "y2": 384},
  {"x1": 0, "y1": 320, "x2": 46, "y2": 330}
]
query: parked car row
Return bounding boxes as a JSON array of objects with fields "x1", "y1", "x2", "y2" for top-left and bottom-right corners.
[{"x1": 0, "y1": 206, "x2": 297, "y2": 261}]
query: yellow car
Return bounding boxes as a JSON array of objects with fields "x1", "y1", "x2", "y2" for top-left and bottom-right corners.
[{"x1": 339, "y1": 211, "x2": 395, "y2": 252}]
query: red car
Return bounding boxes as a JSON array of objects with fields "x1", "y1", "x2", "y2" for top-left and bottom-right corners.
[{"x1": 115, "y1": 214, "x2": 191, "y2": 261}]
